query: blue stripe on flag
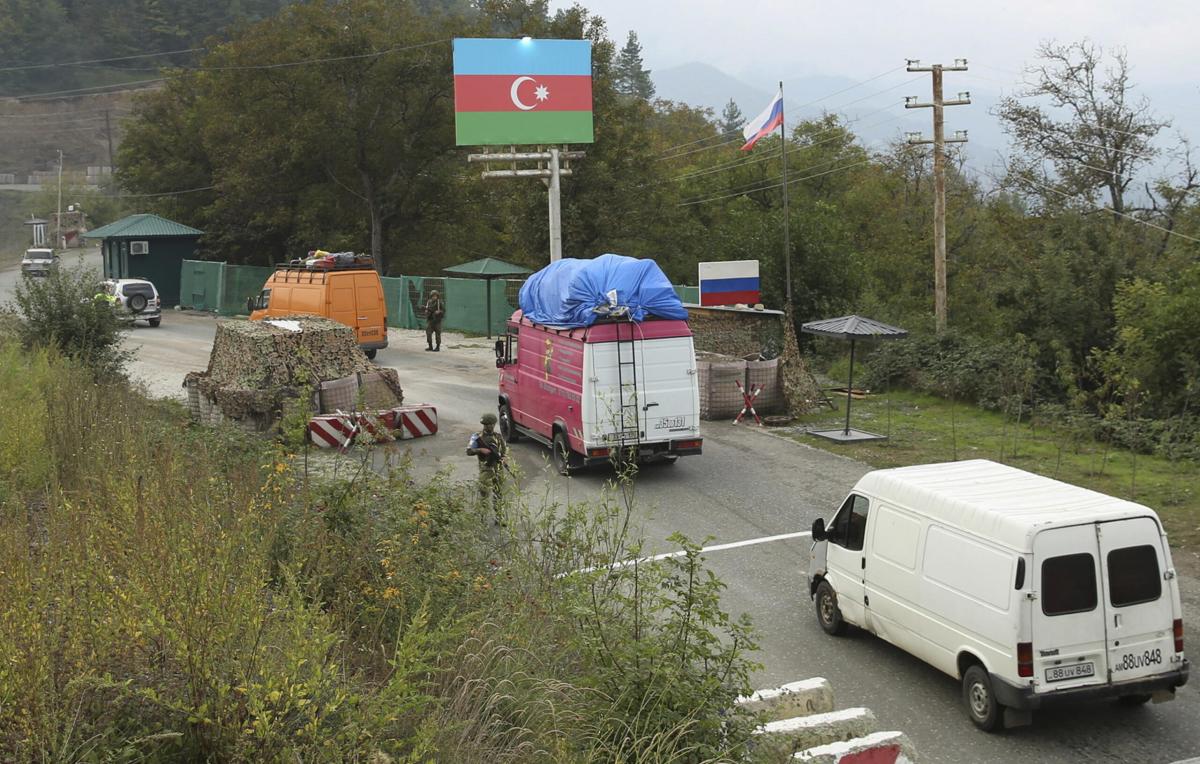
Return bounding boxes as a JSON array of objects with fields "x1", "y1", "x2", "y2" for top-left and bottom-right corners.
[
  {"x1": 701, "y1": 277, "x2": 760, "y2": 292},
  {"x1": 453, "y1": 38, "x2": 592, "y2": 76}
]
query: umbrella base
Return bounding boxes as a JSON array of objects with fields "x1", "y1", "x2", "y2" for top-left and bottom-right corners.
[{"x1": 808, "y1": 428, "x2": 888, "y2": 443}]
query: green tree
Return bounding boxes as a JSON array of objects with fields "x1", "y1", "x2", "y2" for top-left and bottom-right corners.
[
  {"x1": 718, "y1": 98, "x2": 744, "y2": 136},
  {"x1": 613, "y1": 30, "x2": 654, "y2": 101}
]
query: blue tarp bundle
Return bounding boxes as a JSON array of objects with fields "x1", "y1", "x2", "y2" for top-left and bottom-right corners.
[{"x1": 518, "y1": 254, "x2": 688, "y2": 328}]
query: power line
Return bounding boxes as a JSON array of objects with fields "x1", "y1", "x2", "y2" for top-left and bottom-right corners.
[
  {"x1": 655, "y1": 67, "x2": 913, "y2": 160},
  {"x1": 977, "y1": 163, "x2": 1200, "y2": 244},
  {"x1": 677, "y1": 156, "x2": 876, "y2": 207},
  {"x1": 6, "y1": 38, "x2": 451, "y2": 100},
  {"x1": 12, "y1": 78, "x2": 168, "y2": 101},
  {"x1": 0, "y1": 47, "x2": 204, "y2": 73}
]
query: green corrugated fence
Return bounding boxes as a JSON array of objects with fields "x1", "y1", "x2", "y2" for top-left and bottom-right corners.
[{"x1": 180, "y1": 261, "x2": 696, "y2": 336}]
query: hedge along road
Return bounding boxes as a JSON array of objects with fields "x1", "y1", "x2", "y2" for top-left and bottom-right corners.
[{"x1": 2, "y1": 256, "x2": 1196, "y2": 762}]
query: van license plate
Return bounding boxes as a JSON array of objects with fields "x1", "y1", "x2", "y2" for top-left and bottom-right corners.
[
  {"x1": 656, "y1": 416, "x2": 684, "y2": 429},
  {"x1": 1045, "y1": 662, "x2": 1095, "y2": 683}
]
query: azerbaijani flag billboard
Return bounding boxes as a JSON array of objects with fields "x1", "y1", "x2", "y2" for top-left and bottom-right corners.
[{"x1": 453, "y1": 38, "x2": 594, "y2": 146}]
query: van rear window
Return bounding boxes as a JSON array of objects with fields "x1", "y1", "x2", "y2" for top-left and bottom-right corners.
[
  {"x1": 1042, "y1": 554, "x2": 1097, "y2": 616},
  {"x1": 1107, "y1": 545, "x2": 1162, "y2": 608}
]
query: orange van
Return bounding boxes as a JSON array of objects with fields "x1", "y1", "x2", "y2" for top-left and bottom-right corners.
[{"x1": 249, "y1": 265, "x2": 388, "y2": 358}]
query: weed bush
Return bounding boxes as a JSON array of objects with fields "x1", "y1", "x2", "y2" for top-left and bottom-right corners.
[
  {"x1": 8, "y1": 265, "x2": 131, "y2": 380},
  {"x1": 0, "y1": 345, "x2": 761, "y2": 762}
]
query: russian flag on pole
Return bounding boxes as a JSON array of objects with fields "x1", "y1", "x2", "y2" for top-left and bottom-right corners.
[
  {"x1": 740, "y1": 89, "x2": 783, "y2": 151},
  {"x1": 699, "y1": 260, "x2": 761, "y2": 306}
]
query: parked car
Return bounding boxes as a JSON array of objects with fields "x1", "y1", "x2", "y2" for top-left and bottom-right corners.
[
  {"x1": 101, "y1": 278, "x2": 162, "y2": 327},
  {"x1": 21, "y1": 248, "x2": 59, "y2": 277}
]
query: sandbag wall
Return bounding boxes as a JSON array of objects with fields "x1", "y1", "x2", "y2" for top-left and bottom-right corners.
[{"x1": 696, "y1": 352, "x2": 784, "y2": 420}]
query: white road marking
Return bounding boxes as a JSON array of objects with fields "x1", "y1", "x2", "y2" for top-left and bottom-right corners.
[{"x1": 566, "y1": 530, "x2": 812, "y2": 576}]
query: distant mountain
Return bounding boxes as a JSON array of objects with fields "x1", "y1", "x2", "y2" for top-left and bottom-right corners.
[{"x1": 652, "y1": 63, "x2": 772, "y2": 117}]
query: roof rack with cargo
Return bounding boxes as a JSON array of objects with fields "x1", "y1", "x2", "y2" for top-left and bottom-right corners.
[{"x1": 275, "y1": 250, "x2": 376, "y2": 272}]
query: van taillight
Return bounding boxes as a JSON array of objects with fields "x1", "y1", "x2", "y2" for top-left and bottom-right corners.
[
  {"x1": 1175, "y1": 619, "x2": 1184, "y2": 654},
  {"x1": 1017, "y1": 642, "x2": 1033, "y2": 678},
  {"x1": 588, "y1": 447, "x2": 610, "y2": 459}
]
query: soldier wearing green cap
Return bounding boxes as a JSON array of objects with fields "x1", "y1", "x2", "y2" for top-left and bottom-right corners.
[{"x1": 467, "y1": 412, "x2": 508, "y2": 523}]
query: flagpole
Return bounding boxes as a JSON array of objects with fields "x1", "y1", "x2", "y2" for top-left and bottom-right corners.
[{"x1": 779, "y1": 80, "x2": 792, "y2": 308}]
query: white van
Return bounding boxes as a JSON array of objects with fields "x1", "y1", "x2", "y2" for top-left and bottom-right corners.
[{"x1": 808, "y1": 460, "x2": 1189, "y2": 731}]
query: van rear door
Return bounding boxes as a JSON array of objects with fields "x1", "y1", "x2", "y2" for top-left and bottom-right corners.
[
  {"x1": 1032, "y1": 525, "x2": 1109, "y2": 691},
  {"x1": 1097, "y1": 517, "x2": 1175, "y2": 683},
  {"x1": 639, "y1": 337, "x2": 699, "y2": 443},
  {"x1": 352, "y1": 272, "x2": 386, "y2": 345}
]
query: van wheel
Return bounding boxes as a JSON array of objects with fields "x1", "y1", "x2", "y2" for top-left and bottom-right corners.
[
  {"x1": 499, "y1": 403, "x2": 519, "y2": 442},
  {"x1": 1117, "y1": 694, "x2": 1152, "y2": 706},
  {"x1": 364, "y1": 348, "x2": 377, "y2": 360},
  {"x1": 815, "y1": 580, "x2": 847, "y2": 636},
  {"x1": 963, "y1": 665, "x2": 1003, "y2": 732},
  {"x1": 552, "y1": 431, "x2": 579, "y2": 476}
]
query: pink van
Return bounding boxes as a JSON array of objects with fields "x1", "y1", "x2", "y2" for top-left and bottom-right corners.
[{"x1": 496, "y1": 310, "x2": 703, "y2": 474}]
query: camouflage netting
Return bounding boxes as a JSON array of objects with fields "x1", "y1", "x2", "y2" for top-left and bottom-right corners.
[{"x1": 184, "y1": 316, "x2": 402, "y2": 429}]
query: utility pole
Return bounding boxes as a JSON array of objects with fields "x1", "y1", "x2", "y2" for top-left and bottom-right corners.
[
  {"x1": 467, "y1": 147, "x2": 585, "y2": 263},
  {"x1": 905, "y1": 59, "x2": 969, "y2": 335},
  {"x1": 56, "y1": 149, "x2": 63, "y2": 249},
  {"x1": 104, "y1": 110, "x2": 115, "y2": 172}
]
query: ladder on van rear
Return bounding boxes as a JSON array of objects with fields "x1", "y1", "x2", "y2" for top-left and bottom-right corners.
[{"x1": 613, "y1": 318, "x2": 642, "y2": 454}]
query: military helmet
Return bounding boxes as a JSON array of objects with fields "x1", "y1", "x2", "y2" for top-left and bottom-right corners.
[{"x1": 480, "y1": 412, "x2": 498, "y2": 426}]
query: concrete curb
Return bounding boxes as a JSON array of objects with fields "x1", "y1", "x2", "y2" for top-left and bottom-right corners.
[
  {"x1": 737, "y1": 677, "x2": 835, "y2": 720},
  {"x1": 754, "y1": 707, "x2": 877, "y2": 756},
  {"x1": 792, "y1": 730, "x2": 916, "y2": 763}
]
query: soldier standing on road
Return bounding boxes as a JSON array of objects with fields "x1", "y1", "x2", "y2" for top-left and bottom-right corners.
[
  {"x1": 467, "y1": 412, "x2": 508, "y2": 524},
  {"x1": 424, "y1": 289, "x2": 444, "y2": 352}
]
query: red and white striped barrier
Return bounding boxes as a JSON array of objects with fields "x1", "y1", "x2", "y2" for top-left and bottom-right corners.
[
  {"x1": 387, "y1": 405, "x2": 438, "y2": 440},
  {"x1": 308, "y1": 405, "x2": 437, "y2": 449}
]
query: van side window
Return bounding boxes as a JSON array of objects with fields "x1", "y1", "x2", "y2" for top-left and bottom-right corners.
[
  {"x1": 1041, "y1": 554, "x2": 1098, "y2": 616},
  {"x1": 830, "y1": 494, "x2": 869, "y2": 552},
  {"x1": 1107, "y1": 545, "x2": 1162, "y2": 608}
]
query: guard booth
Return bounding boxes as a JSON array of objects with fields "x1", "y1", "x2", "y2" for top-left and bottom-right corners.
[{"x1": 83, "y1": 213, "x2": 203, "y2": 308}]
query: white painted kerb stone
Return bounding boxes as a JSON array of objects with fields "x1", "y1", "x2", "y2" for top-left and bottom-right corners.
[
  {"x1": 793, "y1": 730, "x2": 916, "y2": 763},
  {"x1": 736, "y1": 678, "x2": 835, "y2": 720},
  {"x1": 755, "y1": 707, "x2": 876, "y2": 752}
]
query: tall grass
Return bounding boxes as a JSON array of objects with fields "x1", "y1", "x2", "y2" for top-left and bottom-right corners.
[{"x1": 0, "y1": 341, "x2": 761, "y2": 762}]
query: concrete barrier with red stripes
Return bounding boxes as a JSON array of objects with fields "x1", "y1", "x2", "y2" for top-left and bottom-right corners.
[{"x1": 308, "y1": 405, "x2": 437, "y2": 449}]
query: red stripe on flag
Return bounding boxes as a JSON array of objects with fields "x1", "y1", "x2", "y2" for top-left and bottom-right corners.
[
  {"x1": 455, "y1": 75, "x2": 593, "y2": 113},
  {"x1": 700, "y1": 290, "x2": 761, "y2": 306}
]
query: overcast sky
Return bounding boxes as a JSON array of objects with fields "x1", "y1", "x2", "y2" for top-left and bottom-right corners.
[{"x1": 556, "y1": 0, "x2": 1200, "y2": 90}]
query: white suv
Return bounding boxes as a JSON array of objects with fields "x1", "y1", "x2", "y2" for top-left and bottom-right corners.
[{"x1": 103, "y1": 278, "x2": 162, "y2": 327}]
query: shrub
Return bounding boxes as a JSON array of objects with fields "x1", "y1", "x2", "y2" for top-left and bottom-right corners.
[{"x1": 8, "y1": 264, "x2": 131, "y2": 379}]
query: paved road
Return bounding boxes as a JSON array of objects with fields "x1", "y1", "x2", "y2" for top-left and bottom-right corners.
[{"x1": 3, "y1": 258, "x2": 1198, "y2": 762}]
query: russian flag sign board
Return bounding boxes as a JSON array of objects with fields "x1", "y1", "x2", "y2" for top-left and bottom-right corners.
[
  {"x1": 699, "y1": 260, "x2": 761, "y2": 306},
  {"x1": 453, "y1": 38, "x2": 594, "y2": 146}
]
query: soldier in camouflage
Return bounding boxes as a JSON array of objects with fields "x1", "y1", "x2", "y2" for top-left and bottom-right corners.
[{"x1": 467, "y1": 412, "x2": 509, "y2": 524}]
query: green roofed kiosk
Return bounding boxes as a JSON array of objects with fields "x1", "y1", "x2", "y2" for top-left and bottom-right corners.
[
  {"x1": 84, "y1": 213, "x2": 203, "y2": 307},
  {"x1": 443, "y1": 257, "x2": 532, "y2": 339}
]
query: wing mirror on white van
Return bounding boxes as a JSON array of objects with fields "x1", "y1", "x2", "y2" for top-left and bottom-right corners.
[{"x1": 811, "y1": 518, "x2": 827, "y2": 542}]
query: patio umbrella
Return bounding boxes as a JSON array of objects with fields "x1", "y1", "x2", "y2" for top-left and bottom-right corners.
[
  {"x1": 801, "y1": 315, "x2": 908, "y2": 441},
  {"x1": 442, "y1": 257, "x2": 533, "y2": 338}
]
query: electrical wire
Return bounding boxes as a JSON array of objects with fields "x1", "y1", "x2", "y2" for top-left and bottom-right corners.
[
  {"x1": 677, "y1": 156, "x2": 876, "y2": 207},
  {"x1": 976, "y1": 163, "x2": 1200, "y2": 244},
  {"x1": 0, "y1": 47, "x2": 204, "y2": 72}
]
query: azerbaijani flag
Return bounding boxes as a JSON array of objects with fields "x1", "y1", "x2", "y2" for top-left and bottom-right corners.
[
  {"x1": 699, "y1": 260, "x2": 761, "y2": 306},
  {"x1": 453, "y1": 38, "x2": 594, "y2": 146}
]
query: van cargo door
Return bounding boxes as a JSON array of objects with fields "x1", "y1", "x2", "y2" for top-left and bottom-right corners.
[
  {"x1": 353, "y1": 273, "x2": 385, "y2": 344},
  {"x1": 1032, "y1": 525, "x2": 1108, "y2": 691},
  {"x1": 328, "y1": 275, "x2": 356, "y2": 331},
  {"x1": 1097, "y1": 518, "x2": 1175, "y2": 683},
  {"x1": 639, "y1": 337, "x2": 699, "y2": 443}
]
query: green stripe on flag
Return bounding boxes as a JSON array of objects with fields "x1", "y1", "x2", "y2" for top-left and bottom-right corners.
[{"x1": 455, "y1": 111, "x2": 594, "y2": 146}]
